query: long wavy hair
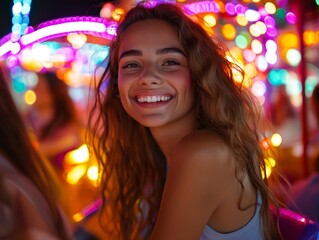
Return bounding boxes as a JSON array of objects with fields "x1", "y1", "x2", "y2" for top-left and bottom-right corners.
[
  {"x1": 89, "y1": 3, "x2": 279, "y2": 239},
  {"x1": 0, "y1": 68, "x2": 71, "y2": 240}
]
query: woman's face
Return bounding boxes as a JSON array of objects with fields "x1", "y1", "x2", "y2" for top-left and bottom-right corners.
[{"x1": 117, "y1": 19, "x2": 194, "y2": 129}]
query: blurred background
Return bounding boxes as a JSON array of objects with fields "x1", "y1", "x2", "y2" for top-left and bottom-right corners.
[{"x1": 0, "y1": 0, "x2": 319, "y2": 239}]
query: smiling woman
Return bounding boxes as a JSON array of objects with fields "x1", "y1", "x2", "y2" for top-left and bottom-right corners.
[
  {"x1": 88, "y1": 3, "x2": 281, "y2": 240},
  {"x1": 118, "y1": 19, "x2": 193, "y2": 129}
]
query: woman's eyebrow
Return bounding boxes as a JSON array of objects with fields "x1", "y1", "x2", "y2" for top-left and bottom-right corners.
[
  {"x1": 119, "y1": 49, "x2": 142, "y2": 60},
  {"x1": 157, "y1": 47, "x2": 185, "y2": 56},
  {"x1": 119, "y1": 47, "x2": 185, "y2": 60}
]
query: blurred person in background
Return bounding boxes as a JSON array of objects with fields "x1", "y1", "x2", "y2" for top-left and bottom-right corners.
[
  {"x1": 26, "y1": 71, "x2": 84, "y2": 171},
  {"x1": 0, "y1": 65, "x2": 74, "y2": 239},
  {"x1": 283, "y1": 84, "x2": 319, "y2": 223},
  {"x1": 284, "y1": 155, "x2": 319, "y2": 222},
  {"x1": 308, "y1": 84, "x2": 319, "y2": 171},
  {"x1": 269, "y1": 85, "x2": 302, "y2": 184},
  {"x1": 25, "y1": 72, "x2": 104, "y2": 239},
  {"x1": 270, "y1": 85, "x2": 301, "y2": 149}
]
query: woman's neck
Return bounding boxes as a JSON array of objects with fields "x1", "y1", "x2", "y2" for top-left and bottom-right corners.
[{"x1": 150, "y1": 114, "x2": 197, "y2": 165}]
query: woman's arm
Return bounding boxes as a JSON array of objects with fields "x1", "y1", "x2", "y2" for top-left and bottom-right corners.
[{"x1": 151, "y1": 130, "x2": 236, "y2": 240}]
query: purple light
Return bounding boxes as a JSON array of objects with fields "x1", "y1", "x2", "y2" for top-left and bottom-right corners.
[
  {"x1": 258, "y1": 7, "x2": 268, "y2": 17},
  {"x1": 6, "y1": 55, "x2": 19, "y2": 68},
  {"x1": 266, "y1": 26, "x2": 277, "y2": 37},
  {"x1": 286, "y1": 12, "x2": 297, "y2": 24},
  {"x1": 137, "y1": 0, "x2": 158, "y2": 8},
  {"x1": 24, "y1": 26, "x2": 34, "y2": 35},
  {"x1": 20, "y1": 17, "x2": 116, "y2": 47},
  {"x1": 279, "y1": 208, "x2": 307, "y2": 223},
  {"x1": 225, "y1": 3, "x2": 236, "y2": 16},
  {"x1": 78, "y1": 197, "x2": 102, "y2": 220},
  {"x1": 243, "y1": 49, "x2": 256, "y2": 62},
  {"x1": 264, "y1": 16, "x2": 275, "y2": 26},
  {"x1": 183, "y1": 1, "x2": 220, "y2": 15},
  {"x1": 276, "y1": 0, "x2": 288, "y2": 8},
  {"x1": 10, "y1": 32, "x2": 21, "y2": 42},
  {"x1": 235, "y1": 4, "x2": 245, "y2": 14},
  {"x1": 57, "y1": 47, "x2": 75, "y2": 62},
  {"x1": 136, "y1": 0, "x2": 176, "y2": 7},
  {"x1": 0, "y1": 40, "x2": 12, "y2": 58},
  {"x1": 0, "y1": 16, "x2": 117, "y2": 58}
]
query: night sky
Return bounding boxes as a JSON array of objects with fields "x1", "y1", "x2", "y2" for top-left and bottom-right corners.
[{"x1": 0, "y1": 0, "x2": 109, "y2": 39}]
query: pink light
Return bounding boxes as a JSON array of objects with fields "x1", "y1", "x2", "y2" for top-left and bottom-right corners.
[
  {"x1": 276, "y1": 0, "x2": 288, "y2": 8},
  {"x1": 243, "y1": 49, "x2": 256, "y2": 62},
  {"x1": 6, "y1": 55, "x2": 19, "y2": 68},
  {"x1": 79, "y1": 197, "x2": 102, "y2": 218},
  {"x1": 286, "y1": 12, "x2": 297, "y2": 24},
  {"x1": 266, "y1": 26, "x2": 277, "y2": 37},
  {"x1": 258, "y1": 7, "x2": 268, "y2": 18},
  {"x1": 0, "y1": 16, "x2": 118, "y2": 58},
  {"x1": 235, "y1": 4, "x2": 245, "y2": 14},
  {"x1": 0, "y1": 40, "x2": 12, "y2": 58},
  {"x1": 264, "y1": 16, "x2": 275, "y2": 26},
  {"x1": 225, "y1": 3, "x2": 236, "y2": 16},
  {"x1": 279, "y1": 208, "x2": 307, "y2": 223},
  {"x1": 21, "y1": 17, "x2": 116, "y2": 46},
  {"x1": 183, "y1": 1, "x2": 220, "y2": 15}
]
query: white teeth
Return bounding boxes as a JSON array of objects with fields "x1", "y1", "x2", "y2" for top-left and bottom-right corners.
[{"x1": 137, "y1": 96, "x2": 171, "y2": 103}]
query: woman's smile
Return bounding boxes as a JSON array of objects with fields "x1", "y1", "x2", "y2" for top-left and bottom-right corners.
[
  {"x1": 135, "y1": 95, "x2": 173, "y2": 103},
  {"x1": 118, "y1": 19, "x2": 194, "y2": 128}
]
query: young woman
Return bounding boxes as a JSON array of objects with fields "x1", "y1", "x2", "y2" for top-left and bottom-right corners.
[
  {"x1": 89, "y1": 3, "x2": 280, "y2": 239},
  {"x1": 0, "y1": 67, "x2": 74, "y2": 239}
]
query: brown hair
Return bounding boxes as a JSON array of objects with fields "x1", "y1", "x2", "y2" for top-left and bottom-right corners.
[
  {"x1": 0, "y1": 67, "x2": 71, "y2": 239},
  {"x1": 89, "y1": 3, "x2": 279, "y2": 239}
]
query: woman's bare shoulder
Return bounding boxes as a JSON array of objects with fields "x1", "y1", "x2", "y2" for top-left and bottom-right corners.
[
  {"x1": 168, "y1": 130, "x2": 237, "y2": 194},
  {"x1": 171, "y1": 130, "x2": 232, "y2": 168},
  {"x1": 161, "y1": 130, "x2": 238, "y2": 232}
]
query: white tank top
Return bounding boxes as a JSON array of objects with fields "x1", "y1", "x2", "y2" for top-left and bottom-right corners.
[{"x1": 200, "y1": 194, "x2": 263, "y2": 240}]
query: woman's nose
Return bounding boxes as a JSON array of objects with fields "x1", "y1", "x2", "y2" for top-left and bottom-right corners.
[{"x1": 138, "y1": 65, "x2": 162, "y2": 85}]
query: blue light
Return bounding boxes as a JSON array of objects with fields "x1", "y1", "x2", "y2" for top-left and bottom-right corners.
[
  {"x1": 10, "y1": 0, "x2": 32, "y2": 38},
  {"x1": 268, "y1": 69, "x2": 287, "y2": 86},
  {"x1": 12, "y1": 2, "x2": 23, "y2": 15},
  {"x1": 21, "y1": 3, "x2": 31, "y2": 15},
  {"x1": 12, "y1": 15, "x2": 22, "y2": 24}
]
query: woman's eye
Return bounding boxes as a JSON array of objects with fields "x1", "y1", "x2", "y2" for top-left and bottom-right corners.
[
  {"x1": 163, "y1": 60, "x2": 180, "y2": 66},
  {"x1": 122, "y1": 63, "x2": 139, "y2": 69}
]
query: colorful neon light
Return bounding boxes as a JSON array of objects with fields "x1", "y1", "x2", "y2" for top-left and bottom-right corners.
[{"x1": 0, "y1": 17, "x2": 117, "y2": 58}]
